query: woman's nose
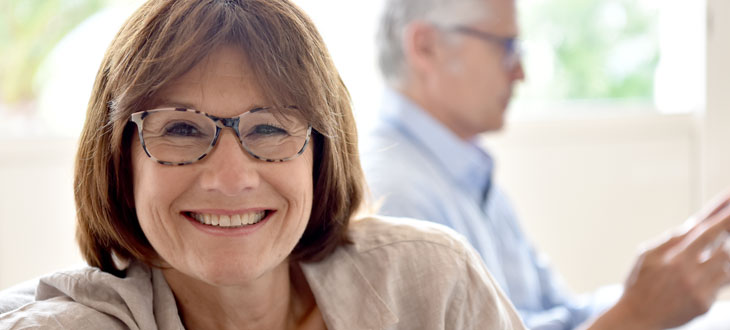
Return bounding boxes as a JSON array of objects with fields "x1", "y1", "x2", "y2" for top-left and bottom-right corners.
[{"x1": 198, "y1": 130, "x2": 260, "y2": 196}]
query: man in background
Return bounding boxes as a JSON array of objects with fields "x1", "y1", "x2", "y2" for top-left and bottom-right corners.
[{"x1": 361, "y1": 0, "x2": 730, "y2": 328}]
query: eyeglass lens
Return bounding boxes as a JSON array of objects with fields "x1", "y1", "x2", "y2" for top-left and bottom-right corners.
[{"x1": 138, "y1": 108, "x2": 309, "y2": 163}]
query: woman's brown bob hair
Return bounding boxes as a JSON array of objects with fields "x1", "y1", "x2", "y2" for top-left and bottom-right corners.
[{"x1": 75, "y1": 0, "x2": 364, "y2": 274}]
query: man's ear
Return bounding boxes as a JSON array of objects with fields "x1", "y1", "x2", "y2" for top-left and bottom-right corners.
[{"x1": 402, "y1": 21, "x2": 443, "y2": 75}]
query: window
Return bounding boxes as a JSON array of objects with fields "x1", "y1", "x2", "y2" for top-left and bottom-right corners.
[
  {"x1": 0, "y1": 0, "x2": 136, "y2": 139},
  {"x1": 0, "y1": 0, "x2": 707, "y2": 140},
  {"x1": 513, "y1": 0, "x2": 705, "y2": 117},
  {"x1": 292, "y1": 0, "x2": 385, "y2": 132}
]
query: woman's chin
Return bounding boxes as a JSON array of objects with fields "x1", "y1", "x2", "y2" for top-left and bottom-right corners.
[{"x1": 164, "y1": 257, "x2": 286, "y2": 288}]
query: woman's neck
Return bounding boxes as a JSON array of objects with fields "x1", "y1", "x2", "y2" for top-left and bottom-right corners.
[{"x1": 163, "y1": 261, "x2": 320, "y2": 330}]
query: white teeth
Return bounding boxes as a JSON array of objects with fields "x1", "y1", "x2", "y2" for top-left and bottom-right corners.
[
  {"x1": 231, "y1": 214, "x2": 242, "y2": 226},
  {"x1": 219, "y1": 215, "x2": 231, "y2": 227},
  {"x1": 242, "y1": 213, "x2": 262, "y2": 225},
  {"x1": 191, "y1": 211, "x2": 266, "y2": 228}
]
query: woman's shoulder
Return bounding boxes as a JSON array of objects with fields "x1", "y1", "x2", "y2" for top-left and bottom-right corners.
[
  {"x1": 0, "y1": 266, "x2": 128, "y2": 329},
  {"x1": 347, "y1": 215, "x2": 473, "y2": 257},
  {"x1": 302, "y1": 215, "x2": 527, "y2": 329},
  {"x1": 341, "y1": 215, "x2": 479, "y2": 289},
  {"x1": 0, "y1": 296, "x2": 128, "y2": 329},
  {"x1": 0, "y1": 263, "x2": 177, "y2": 329}
]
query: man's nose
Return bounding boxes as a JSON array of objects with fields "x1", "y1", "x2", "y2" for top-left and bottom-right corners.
[{"x1": 512, "y1": 59, "x2": 525, "y2": 81}]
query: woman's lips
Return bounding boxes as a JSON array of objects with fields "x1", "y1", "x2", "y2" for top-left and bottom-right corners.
[
  {"x1": 182, "y1": 209, "x2": 273, "y2": 230},
  {"x1": 187, "y1": 211, "x2": 267, "y2": 228}
]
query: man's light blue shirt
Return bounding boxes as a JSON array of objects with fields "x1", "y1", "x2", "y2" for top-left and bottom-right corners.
[{"x1": 361, "y1": 89, "x2": 615, "y2": 330}]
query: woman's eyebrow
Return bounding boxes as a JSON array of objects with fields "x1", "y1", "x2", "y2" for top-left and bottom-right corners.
[
  {"x1": 151, "y1": 99, "x2": 270, "y2": 114},
  {"x1": 152, "y1": 99, "x2": 198, "y2": 109}
]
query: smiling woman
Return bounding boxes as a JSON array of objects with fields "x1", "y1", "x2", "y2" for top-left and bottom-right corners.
[
  {"x1": 0, "y1": 0, "x2": 526, "y2": 329},
  {"x1": 129, "y1": 46, "x2": 318, "y2": 295}
]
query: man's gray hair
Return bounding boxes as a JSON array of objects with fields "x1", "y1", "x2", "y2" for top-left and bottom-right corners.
[{"x1": 376, "y1": 0, "x2": 489, "y2": 87}]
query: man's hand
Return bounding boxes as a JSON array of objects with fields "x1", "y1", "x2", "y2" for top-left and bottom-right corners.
[{"x1": 583, "y1": 191, "x2": 730, "y2": 330}]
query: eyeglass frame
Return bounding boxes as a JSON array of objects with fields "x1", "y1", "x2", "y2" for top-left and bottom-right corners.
[
  {"x1": 128, "y1": 107, "x2": 313, "y2": 166},
  {"x1": 441, "y1": 25, "x2": 522, "y2": 70}
]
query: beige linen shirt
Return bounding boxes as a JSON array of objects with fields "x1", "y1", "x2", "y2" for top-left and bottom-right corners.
[{"x1": 0, "y1": 216, "x2": 526, "y2": 329}]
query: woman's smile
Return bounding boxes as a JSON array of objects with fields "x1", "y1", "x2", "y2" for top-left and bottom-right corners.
[
  {"x1": 187, "y1": 210, "x2": 269, "y2": 227},
  {"x1": 181, "y1": 209, "x2": 276, "y2": 237}
]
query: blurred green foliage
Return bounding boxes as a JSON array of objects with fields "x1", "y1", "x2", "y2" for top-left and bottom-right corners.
[
  {"x1": 0, "y1": 0, "x2": 114, "y2": 105},
  {"x1": 518, "y1": 0, "x2": 660, "y2": 100},
  {"x1": 0, "y1": 0, "x2": 661, "y2": 106}
]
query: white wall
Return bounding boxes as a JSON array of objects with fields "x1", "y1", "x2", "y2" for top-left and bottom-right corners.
[
  {"x1": 703, "y1": 0, "x2": 730, "y2": 201},
  {"x1": 0, "y1": 138, "x2": 82, "y2": 289}
]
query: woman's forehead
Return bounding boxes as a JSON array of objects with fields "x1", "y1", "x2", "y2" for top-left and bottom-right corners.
[
  {"x1": 151, "y1": 46, "x2": 272, "y2": 115},
  {"x1": 172, "y1": 46, "x2": 255, "y2": 85}
]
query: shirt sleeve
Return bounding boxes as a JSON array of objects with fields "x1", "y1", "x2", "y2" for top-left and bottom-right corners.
[
  {"x1": 0, "y1": 279, "x2": 36, "y2": 316},
  {"x1": 495, "y1": 194, "x2": 619, "y2": 330},
  {"x1": 446, "y1": 239, "x2": 528, "y2": 330},
  {"x1": 526, "y1": 255, "x2": 590, "y2": 329},
  {"x1": 0, "y1": 297, "x2": 128, "y2": 330}
]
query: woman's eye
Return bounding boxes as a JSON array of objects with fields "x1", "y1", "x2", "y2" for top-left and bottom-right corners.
[
  {"x1": 251, "y1": 124, "x2": 287, "y2": 136},
  {"x1": 164, "y1": 122, "x2": 203, "y2": 137}
]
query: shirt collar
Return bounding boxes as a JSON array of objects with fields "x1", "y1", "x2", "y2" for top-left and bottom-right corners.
[{"x1": 379, "y1": 88, "x2": 494, "y2": 201}]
